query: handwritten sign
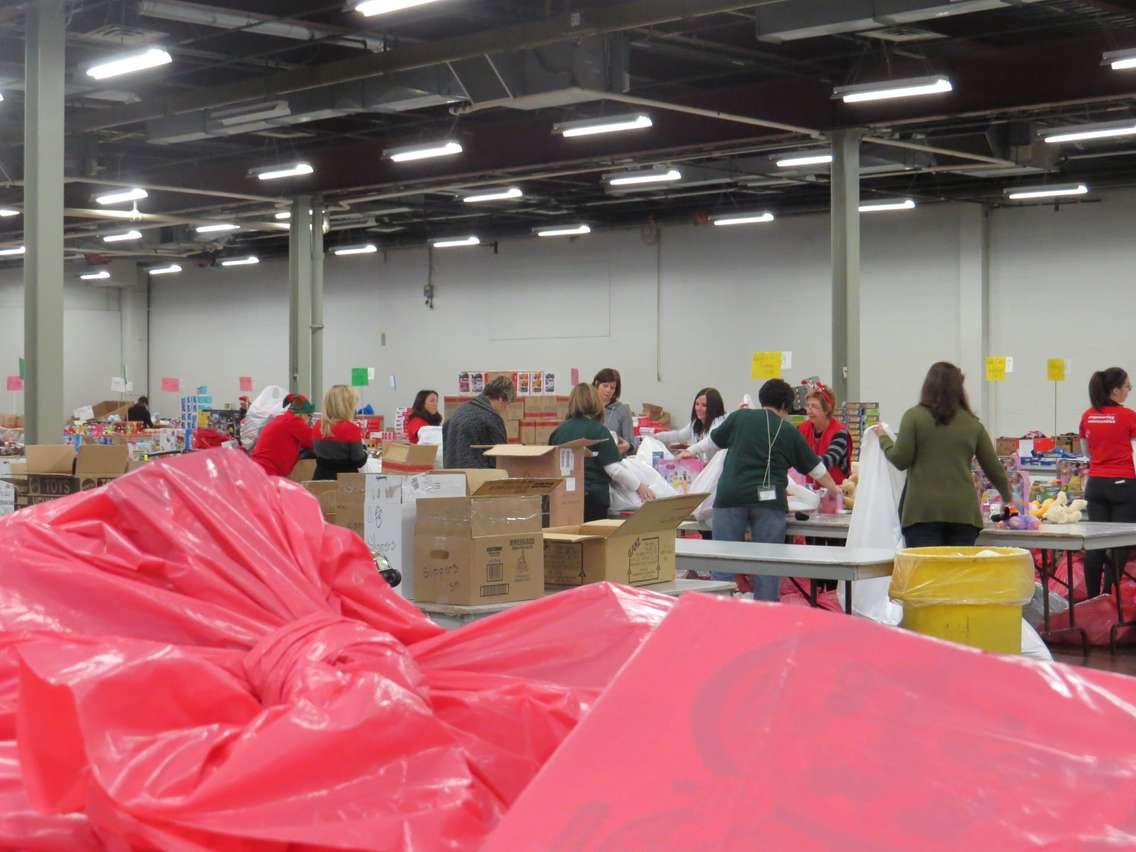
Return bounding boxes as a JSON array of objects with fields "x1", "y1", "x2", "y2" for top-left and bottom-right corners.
[
  {"x1": 751, "y1": 352, "x2": 782, "y2": 380},
  {"x1": 1047, "y1": 358, "x2": 1067, "y2": 383},
  {"x1": 161, "y1": 377, "x2": 181, "y2": 393},
  {"x1": 985, "y1": 356, "x2": 1011, "y2": 383},
  {"x1": 364, "y1": 475, "x2": 404, "y2": 571}
]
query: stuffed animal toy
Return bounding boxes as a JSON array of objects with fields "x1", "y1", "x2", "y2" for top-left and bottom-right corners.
[{"x1": 1041, "y1": 492, "x2": 1088, "y2": 524}]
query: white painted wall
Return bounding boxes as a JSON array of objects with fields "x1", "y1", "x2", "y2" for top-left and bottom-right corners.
[
  {"x1": 0, "y1": 259, "x2": 147, "y2": 419},
  {"x1": 133, "y1": 189, "x2": 1136, "y2": 440}
]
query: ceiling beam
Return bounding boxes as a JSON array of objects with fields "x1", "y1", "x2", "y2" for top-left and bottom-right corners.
[{"x1": 72, "y1": 0, "x2": 768, "y2": 133}]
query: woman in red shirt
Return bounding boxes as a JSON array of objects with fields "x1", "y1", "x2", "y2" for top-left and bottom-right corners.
[
  {"x1": 404, "y1": 389, "x2": 442, "y2": 444},
  {"x1": 797, "y1": 384, "x2": 852, "y2": 487},
  {"x1": 313, "y1": 385, "x2": 367, "y2": 480},
  {"x1": 251, "y1": 396, "x2": 315, "y2": 477},
  {"x1": 1079, "y1": 367, "x2": 1136, "y2": 597}
]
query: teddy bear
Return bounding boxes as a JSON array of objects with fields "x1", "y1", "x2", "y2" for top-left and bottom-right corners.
[{"x1": 1041, "y1": 492, "x2": 1088, "y2": 524}]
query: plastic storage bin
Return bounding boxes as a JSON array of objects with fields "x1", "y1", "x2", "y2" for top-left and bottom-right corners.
[{"x1": 890, "y1": 546, "x2": 1034, "y2": 654}]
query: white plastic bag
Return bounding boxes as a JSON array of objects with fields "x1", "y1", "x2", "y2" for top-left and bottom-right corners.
[
  {"x1": 691, "y1": 450, "x2": 727, "y2": 523},
  {"x1": 786, "y1": 480, "x2": 821, "y2": 513},
  {"x1": 841, "y1": 429, "x2": 906, "y2": 625},
  {"x1": 417, "y1": 425, "x2": 443, "y2": 468},
  {"x1": 609, "y1": 458, "x2": 679, "y2": 512},
  {"x1": 636, "y1": 435, "x2": 674, "y2": 463},
  {"x1": 240, "y1": 385, "x2": 287, "y2": 451}
]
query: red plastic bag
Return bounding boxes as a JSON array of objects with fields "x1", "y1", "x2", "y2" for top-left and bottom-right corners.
[
  {"x1": 1048, "y1": 593, "x2": 1136, "y2": 646},
  {"x1": 191, "y1": 427, "x2": 230, "y2": 450},
  {"x1": 486, "y1": 594, "x2": 1136, "y2": 850},
  {"x1": 0, "y1": 450, "x2": 673, "y2": 849}
]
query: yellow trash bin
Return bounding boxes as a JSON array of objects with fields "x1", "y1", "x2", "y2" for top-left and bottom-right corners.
[{"x1": 889, "y1": 547, "x2": 1035, "y2": 654}]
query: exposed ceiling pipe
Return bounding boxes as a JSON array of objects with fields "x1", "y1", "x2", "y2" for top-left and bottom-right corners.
[
  {"x1": 68, "y1": 177, "x2": 281, "y2": 204},
  {"x1": 137, "y1": 0, "x2": 388, "y2": 53}
]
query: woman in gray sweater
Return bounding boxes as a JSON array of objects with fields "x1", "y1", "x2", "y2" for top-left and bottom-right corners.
[{"x1": 593, "y1": 367, "x2": 637, "y2": 453}]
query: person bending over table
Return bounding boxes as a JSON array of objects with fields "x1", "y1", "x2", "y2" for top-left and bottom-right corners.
[
  {"x1": 1079, "y1": 367, "x2": 1136, "y2": 597},
  {"x1": 697, "y1": 378, "x2": 838, "y2": 602},
  {"x1": 871, "y1": 361, "x2": 1010, "y2": 548}
]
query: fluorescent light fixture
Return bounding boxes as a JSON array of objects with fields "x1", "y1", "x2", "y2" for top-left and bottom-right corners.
[
  {"x1": 1043, "y1": 120, "x2": 1136, "y2": 145},
  {"x1": 334, "y1": 243, "x2": 378, "y2": 256},
  {"x1": 536, "y1": 224, "x2": 592, "y2": 237},
  {"x1": 221, "y1": 255, "x2": 260, "y2": 267},
  {"x1": 1104, "y1": 48, "x2": 1136, "y2": 71},
  {"x1": 95, "y1": 187, "x2": 148, "y2": 206},
  {"x1": 385, "y1": 139, "x2": 463, "y2": 163},
  {"x1": 834, "y1": 75, "x2": 953, "y2": 104},
  {"x1": 607, "y1": 167, "x2": 682, "y2": 187},
  {"x1": 274, "y1": 211, "x2": 291, "y2": 220},
  {"x1": 711, "y1": 212, "x2": 775, "y2": 227},
  {"x1": 0, "y1": 93, "x2": 3, "y2": 103},
  {"x1": 432, "y1": 236, "x2": 480, "y2": 248},
  {"x1": 80, "y1": 270, "x2": 111, "y2": 281},
  {"x1": 102, "y1": 230, "x2": 142, "y2": 243},
  {"x1": 776, "y1": 152, "x2": 832, "y2": 168},
  {"x1": 0, "y1": 208, "x2": 19, "y2": 217},
  {"x1": 463, "y1": 187, "x2": 523, "y2": 204},
  {"x1": 355, "y1": 0, "x2": 444, "y2": 15},
  {"x1": 859, "y1": 198, "x2": 917, "y2": 213},
  {"x1": 0, "y1": 246, "x2": 25, "y2": 256},
  {"x1": 148, "y1": 264, "x2": 182, "y2": 276},
  {"x1": 554, "y1": 113, "x2": 653, "y2": 138},
  {"x1": 196, "y1": 223, "x2": 240, "y2": 234},
  {"x1": 86, "y1": 47, "x2": 172, "y2": 81},
  {"x1": 253, "y1": 162, "x2": 314, "y2": 181},
  {"x1": 1004, "y1": 183, "x2": 1089, "y2": 201}
]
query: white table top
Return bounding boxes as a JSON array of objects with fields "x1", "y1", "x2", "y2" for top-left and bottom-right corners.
[
  {"x1": 977, "y1": 522, "x2": 1136, "y2": 551},
  {"x1": 786, "y1": 513, "x2": 852, "y2": 539},
  {"x1": 675, "y1": 539, "x2": 895, "y2": 582}
]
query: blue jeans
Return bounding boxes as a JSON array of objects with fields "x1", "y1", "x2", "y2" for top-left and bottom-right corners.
[{"x1": 712, "y1": 504, "x2": 787, "y2": 602}]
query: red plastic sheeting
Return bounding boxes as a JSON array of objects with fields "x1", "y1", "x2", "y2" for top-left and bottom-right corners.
[
  {"x1": 485, "y1": 594, "x2": 1136, "y2": 851},
  {"x1": 0, "y1": 449, "x2": 674, "y2": 850},
  {"x1": 1049, "y1": 590, "x2": 1136, "y2": 647}
]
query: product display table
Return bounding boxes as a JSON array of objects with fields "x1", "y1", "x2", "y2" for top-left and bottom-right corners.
[
  {"x1": 416, "y1": 579, "x2": 736, "y2": 630},
  {"x1": 786, "y1": 513, "x2": 852, "y2": 541},
  {"x1": 975, "y1": 523, "x2": 1136, "y2": 653},
  {"x1": 675, "y1": 539, "x2": 896, "y2": 615}
]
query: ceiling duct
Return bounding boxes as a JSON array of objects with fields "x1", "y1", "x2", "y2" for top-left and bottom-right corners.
[
  {"x1": 449, "y1": 34, "x2": 631, "y2": 110},
  {"x1": 756, "y1": 0, "x2": 1044, "y2": 43},
  {"x1": 138, "y1": 0, "x2": 387, "y2": 52},
  {"x1": 146, "y1": 66, "x2": 465, "y2": 144}
]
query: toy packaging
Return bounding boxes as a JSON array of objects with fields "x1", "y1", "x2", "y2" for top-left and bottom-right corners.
[{"x1": 653, "y1": 458, "x2": 706, "y2": 494}]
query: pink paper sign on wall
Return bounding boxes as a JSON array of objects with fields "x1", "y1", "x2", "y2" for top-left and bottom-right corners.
[
  {"x1": 5, "y1": 376, "x2": 23, "y2": 392},
  {"x1": 161, "y1": 377, "x2": 181, "y2": 393},
  {"x1": 570, "y1": 368, "x2": 580, "y2": 386},
  {"x1": 239, "y1": 376, "x2": 254, "y2": 392}
]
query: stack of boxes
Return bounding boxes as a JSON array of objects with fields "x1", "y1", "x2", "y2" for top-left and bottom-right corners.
[
  {"x1": 180, "y1": 387, "x2": 212, "y2": 447},
  {"x1": 519, "y1": 396, "x2": 567, "y2": 445},
  {"x1": 840, "y1": 401, "x2": 881, "y2": 462}
]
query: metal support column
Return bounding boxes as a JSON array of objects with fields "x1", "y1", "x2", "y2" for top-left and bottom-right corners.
[
  {"x1": 830, "y1": 128, "x2": 863, "y2": 404},
  {"x1": 23, "y1": 0, "x2": 67, "y2": 441},
  {"x1": 310, "y1": 199, "x2": 325, "y2": 408},
  {"x1": 288, "y1": 197, "x2": 314, "y2": 398}
]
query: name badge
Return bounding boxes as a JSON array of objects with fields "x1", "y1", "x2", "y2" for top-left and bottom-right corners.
[{"x1": 759, "y1": 489, "x2": 777, "y2": 503}]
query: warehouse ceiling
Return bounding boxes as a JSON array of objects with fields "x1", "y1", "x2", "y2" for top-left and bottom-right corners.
[{"x1": 1, "y1": 0, "x2": 1136, "y2": 266}]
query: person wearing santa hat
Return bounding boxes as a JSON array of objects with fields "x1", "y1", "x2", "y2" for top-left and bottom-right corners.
[{"x1": 251, "y1": 395, "x2": 315, "y2": 477}]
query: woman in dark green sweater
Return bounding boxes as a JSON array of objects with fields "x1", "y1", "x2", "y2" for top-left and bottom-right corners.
[{"x1": 872, "y1": 362, "x2": 1011, "y2": 548}]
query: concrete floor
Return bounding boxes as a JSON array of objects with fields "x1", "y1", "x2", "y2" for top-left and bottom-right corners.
[{"x1": 1052, "y1": 648, "x2": 1136, "y2": 677}]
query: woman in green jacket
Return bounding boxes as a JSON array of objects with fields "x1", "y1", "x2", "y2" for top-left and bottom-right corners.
[{"x1": 872, "y1": 362, "x2": 1011, "y2": 548}]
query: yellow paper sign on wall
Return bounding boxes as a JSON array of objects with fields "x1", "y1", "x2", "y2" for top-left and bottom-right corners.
[
  {"x1": 985, "y1": 356, "x2": 1008, "y2": 383},
  {"x1": 1047, "y1": 358, "x2": 1067, "y2": 382},
  {"x1": 751, "y1": 352, "x2": 782, "y2": 380}
]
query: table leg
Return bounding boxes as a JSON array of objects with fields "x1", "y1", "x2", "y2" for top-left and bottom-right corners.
[
  {"x1": 1037, "y1": 549, "x2": 1088, "y2": 653},
  {"x1": 844, "y1": 581, "x2": 853, "y2": 615},
  {"x1": 1109, "y1": 553, "x2": 1136, "y2": 654},
  {"x1": 809, "y1": 579, "x2": 818, "y2": 607}
]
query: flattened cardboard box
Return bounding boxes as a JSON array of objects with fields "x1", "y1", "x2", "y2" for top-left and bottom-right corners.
[
  {"x1": 479, "y1": 440, "x2": 602, "y2": 528},
  {"x1": 414, "y1": 478, "x2": 561, "y2": 605},
  {"x1": 543, "y1": 493, "x2": 707, "y2": 587}
]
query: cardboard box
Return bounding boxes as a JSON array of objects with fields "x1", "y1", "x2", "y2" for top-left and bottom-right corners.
[
  {"x1": 996, "y1": 437, "x2": 1020, "y2": 457},
  {"x1": 505, "y1": 419, "x2": 521, "y2": 442},
  {"x1": 520, "y1": 419, "x2": 560, "y2": 446},
  {"x1": 90, "y1": 400, "x2": 131, "y2": 420},
  {"x1": 504, "y1": 401, "x2": 526, "y2": 421},
  {"x1": 75, "y1": 444, "x2": 129, "y2": 491},
  {"x1": 290, "y1": 459, "x2": 317, "y2": 482},
  {"x1": 524, "y1": 395, "x2": 559, "y2": 417},
  {"x1": 1054, "y1": 433, "x2": 1086, "y2": 456},
  {"x1": 555, "y1": 397, "x2": 570, "y2": 421},
  {"x1": 302, "y1": 480, "x2": 339, "y2": 523},
  {"x1": 383, "y1": 441, "x2": 438, "y2": 474},
  {"x1": 414, "y1": 478, "x2": 560, "y2": 605},
  {"x1": 25, "y1": 444, "x2": 77, "y2": 504},
  {"x1": 543, "y1": 493, "x2": 707, "y2": 588},
  {"x1": 480, "y1": 441, "x2": 600, "y2": 527}
]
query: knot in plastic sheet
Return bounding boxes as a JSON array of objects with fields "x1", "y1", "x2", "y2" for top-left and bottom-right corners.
[{"x1": 243, "y1": 611, "x2": 425, "y2": 706}]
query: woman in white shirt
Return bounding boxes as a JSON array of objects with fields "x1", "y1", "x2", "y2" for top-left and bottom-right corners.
[{"x1": 656, "y1": 387, "x2": 727, "y2": 462}]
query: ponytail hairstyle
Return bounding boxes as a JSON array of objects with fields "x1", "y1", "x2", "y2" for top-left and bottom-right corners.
[{"x1": 1089, "y1": 367, "x2": 1129, "y2": 409}]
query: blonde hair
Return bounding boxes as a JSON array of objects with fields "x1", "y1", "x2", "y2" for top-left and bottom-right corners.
[
  {"x1": 567, "y1": 383, "x2": 602, "y2": 420},
  {"x1": 321, "y1": 384, "x2": 358, "y2": 437}
]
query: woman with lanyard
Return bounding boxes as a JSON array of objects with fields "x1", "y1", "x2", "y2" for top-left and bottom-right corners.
[
  {"x1": 797, "y1": 384, "x2": 852, "y2": 486},
  {"x1": 697, "y1": 379, "x2": 838, "y2": 601},
  {"x1": 1079, "y1": 367, "x2": 1136, "y2": 598}
]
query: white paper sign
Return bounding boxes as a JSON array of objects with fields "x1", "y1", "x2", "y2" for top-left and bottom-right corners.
[
  {"x1": 0, "y1": 481, "x2": 14, "y2": 516},
  {"x1": 1005, "y1": 356, "x2": 1014, "y2": 374},
  {"x1": 364, "y1": 475, "x2": 404, "y2": 575},
  {"x1": 73, "y1": 405, "x2": 95, "y2": 422},
  {"x1": 111, "y1": 377, "x2": 127, "y2": 393},
  {"x1": 368, "y1": 367, "x2": 376, "y2": 382},
  {"x1": 781, "y1": 351, "x2": 793, "y2": 370},
  {"x1": 559, "y1": 448, "x2": 575, "y2": 477}
]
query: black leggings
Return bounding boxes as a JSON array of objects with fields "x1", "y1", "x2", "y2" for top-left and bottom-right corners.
[
  {"x1": 902, "y1": 523, "x2": 981, "y2": 548},
  {"x1": 1084, "y1": 477, "x2": 1136, "y2": 598}
]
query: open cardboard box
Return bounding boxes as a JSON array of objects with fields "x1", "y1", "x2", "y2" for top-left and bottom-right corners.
[
  {"x1": 22, "y1": 443, "x2": 130, "y2": 504},
  {"x1": 543, "y1": 493, "x2": 707, "y2": 587},
  {"x1": 478, "y1": 440, "x2": 601, "y2": 527},
  {"x1": 414, "y1": 477, "x2": 561, "y2": 606},
  {"x1": 383, "y1": 441, "x2": 438, "y2": 474}
]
